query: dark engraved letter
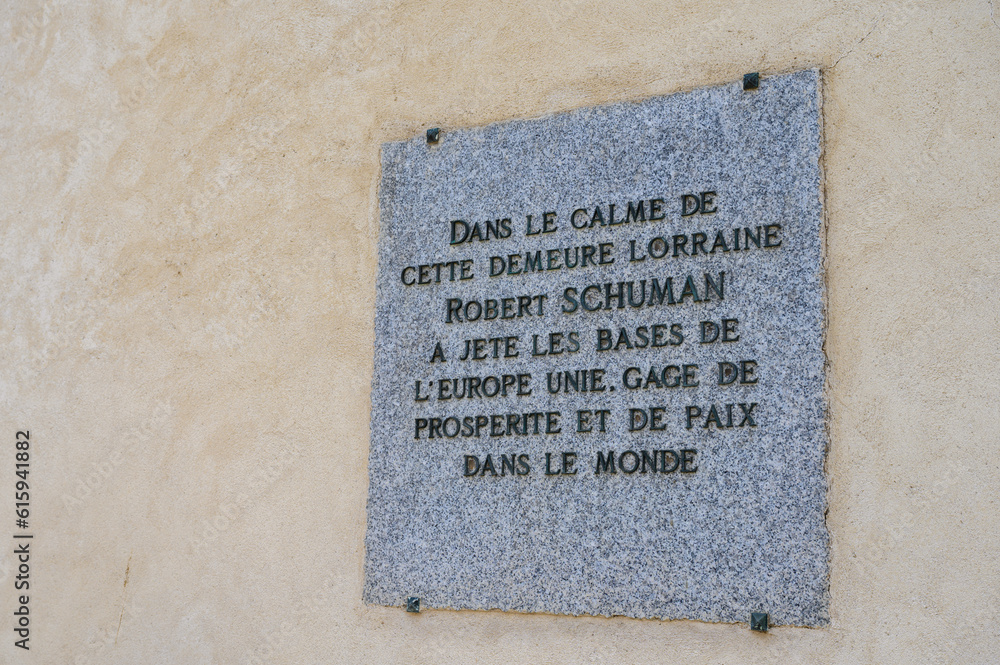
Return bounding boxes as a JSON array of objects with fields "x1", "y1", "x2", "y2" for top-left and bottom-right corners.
[{"x1": 595, "y1": 451, "x2": 616, "y2": 474}]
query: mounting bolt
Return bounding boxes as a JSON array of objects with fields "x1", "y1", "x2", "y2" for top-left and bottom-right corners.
[
  {"x1": 426, "y1": 128, "x2": 440, "y2": 144},
  {"x1": 750, "y1": 611, "x2": 768, "y2": 632},
  {"x1": 743, "y1": 73, "x2": 759, "y2": 90},
  {"x1": 406, "y1": 596, "x2": 421, "y2": 613}
]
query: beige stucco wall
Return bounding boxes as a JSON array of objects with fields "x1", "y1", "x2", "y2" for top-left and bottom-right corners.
[{"x1": 2, "y1": 0, "x2": 998, "y2": 662}]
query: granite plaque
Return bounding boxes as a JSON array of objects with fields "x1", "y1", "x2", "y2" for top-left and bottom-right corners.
[{"x1": 365, "y1": 69, "x2": 828, "y2": 626}]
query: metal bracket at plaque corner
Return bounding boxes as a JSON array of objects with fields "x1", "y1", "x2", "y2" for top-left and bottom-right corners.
[{"x1": 750, "y1": 611, "x2": 769, "y2": 632}]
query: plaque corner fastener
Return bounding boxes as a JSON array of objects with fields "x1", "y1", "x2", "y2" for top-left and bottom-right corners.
[
  {"x1": 406, "y1": 596, "x2": 421, "y2": 613},
  {"x1": 750, "y1": 611, "x2": 769, "y2": 632}
]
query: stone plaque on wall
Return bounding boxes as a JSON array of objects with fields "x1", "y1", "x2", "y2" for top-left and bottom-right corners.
[{"x1": 365, "y1": 69, "x2": 828, "y2": 626}]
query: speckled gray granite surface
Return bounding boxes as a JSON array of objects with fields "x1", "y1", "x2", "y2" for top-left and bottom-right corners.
[{"x1": 365, "y1": 70, "x2": 828, "y2": 626}]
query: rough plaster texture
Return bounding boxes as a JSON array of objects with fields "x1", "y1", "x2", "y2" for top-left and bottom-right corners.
[
  {"x1": 367, "y1": 70, "x2": 829, "y2": 625},
  {"x1": 1, "y1": 0, "x2": 998, "y2": 663}
]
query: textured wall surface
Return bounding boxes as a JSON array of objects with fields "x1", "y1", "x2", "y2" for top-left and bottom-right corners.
[{"x1": 1, "y1": 1, "x2": 998, "y2": 663}]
